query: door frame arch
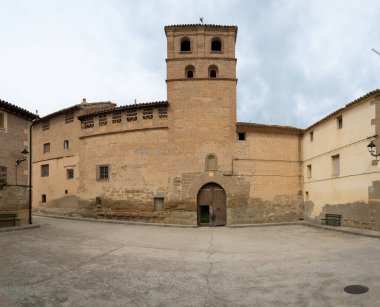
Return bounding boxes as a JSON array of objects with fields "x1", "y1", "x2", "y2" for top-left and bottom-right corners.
[{"x1": 197, "y1": 182, "x2": 227, "y2": 226}]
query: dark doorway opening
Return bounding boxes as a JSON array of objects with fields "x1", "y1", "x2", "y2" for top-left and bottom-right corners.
[{"x1": 199, "y1": 205, "x2": 210, "y2": 224}]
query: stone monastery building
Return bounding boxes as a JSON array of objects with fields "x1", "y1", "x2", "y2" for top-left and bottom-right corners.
[{"x1": 32, "y1": 24, "x2": 380, "y2": 230}]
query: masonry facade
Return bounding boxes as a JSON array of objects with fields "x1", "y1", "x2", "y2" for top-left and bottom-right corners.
[
  {"x1": 0, "y1": 100, "x2": 37, "y2": 225},
  {"x1": 31, "y1": 24, "x2": 379, "y2": 230}
]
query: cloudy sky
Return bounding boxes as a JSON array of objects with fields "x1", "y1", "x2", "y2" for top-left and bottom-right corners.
[{"x1": 1, "y1": 0, "x2": 379, "y2": 128}]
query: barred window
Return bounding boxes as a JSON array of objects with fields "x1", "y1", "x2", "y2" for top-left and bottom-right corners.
[
  {"x1": 41, "y1": 164, "x2": 49, "y2": 177},
  {"x1": 82, "y1": 117, "x2": 94, "y2": 129},
  {"x1": 42, "y1": 120, "x2": 50, "y2": 131},
  {"x1": 65, "y1": 111, "x2": 74, "y2": 124},
  {"x1": 96, "y1": 165, "x2": 109, "y2": 181},
  {"x1": 143, "y1": 108, "x2": 153, "y2": 120},
  {"x1": 0, "y1": 166, "x2": 7, "y2": 184},
  {"x1": 127, "y1": 109, "x2": 137, "y2": 121},
  {"x1": 158, "y1": 107, "x2": 168, "y2": 118},
  {"x1": 67, "y1": 168, "x2": 74, "y2": 179},
  {"x1": 112, "y1": 112, "x2": 122, "y2": 124},
  {"x1": 98, "y1": 114, "x2": 107, "y2": 126}
]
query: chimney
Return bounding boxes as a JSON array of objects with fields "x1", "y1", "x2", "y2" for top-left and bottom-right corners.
[{"x1": 82, "y1": 98, "x2": 87, "y2": 104}]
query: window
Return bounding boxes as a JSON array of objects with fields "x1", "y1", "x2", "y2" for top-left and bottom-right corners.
[
  {"x1": 0, "y1": 112, "x2": 6, "y2": 131},
  {"x1": 208, "y1": 65, "x2": 218, "y2": 78},
  {"x1": 96, "y1": 165, "x2": 109, "y2": 181},
  {"x1": 0, "y1": 166, "x2": 7, "y2": 184},
  {"x1": 43, "y1": 143, "x2": 50, "y2": 153},
  {"x1": 41, "y1": 164, "x2": 49, "y2": 177},
  {"x1": 42, "y1": 120, "x2": 50, "y2": 131},
  {"x1": 65, "y1": 190, "x2": 68, "y2": 194},
  {"x1": 98, "y1": 114, "x2": 107, "y2": 126},
  {"x1": 112, "y1": 112, "x2": 122, "y2": 124},
  {"x1": 206, "y1": 154, "x2": 217, "y2": 171},
  {"x1": 41, "y1": 194, "x2": 46, "y2": 203},
  {"x1": 185, "y1": 65, "x2": 195, "y2": 78},
  {"x1": 127, "y1": 109, "x2": 137, "y2": 121},
  {"x1": 238, "y1": 132, "x2": 246, "y2": 141},
  {"x1": 306, "y1": 164, "x2": 312, "y2": 178},
  {"x1": 337, "y1": 116, "x2": 343, "y2": 129},
  {"x1": 67, "y1": 169, "x2": 74, "y2": 179},
  {"x1": 65, "y1": 111, "x2": 74, "y2": 124},
  {"x1": 64, "y1": 140, "x2": 69, "y2": 149},
  {"x1": 305, "y1": 191, "x2": 309, "y2": 201},
  {"x1": 332, "y1": 155, "x2": 340, "y2": 176},
  {"x1": 143, "y1": 108, "x2": 153, "y2": 120},
  {"x1": 154, "y1": 197, "x2": 164, "y2": 212},
  {"x1": 211, "y1": 38, "x2": 222, "y2": 51},
  {"x1": 180, "y1": 37, "x2": 191, "y2": 52},
  {"x1": 310, "y1": 131, "x2": 314, "y2": 142}
]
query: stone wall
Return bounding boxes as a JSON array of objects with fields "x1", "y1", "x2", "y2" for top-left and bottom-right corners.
[{"x1": 0, "y1": 185, "x2": 29, "y2": 225}]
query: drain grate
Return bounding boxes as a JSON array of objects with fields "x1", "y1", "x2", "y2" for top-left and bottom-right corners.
[{"x1": 344, "y1": 285, "x2": 369, "y2": 294}]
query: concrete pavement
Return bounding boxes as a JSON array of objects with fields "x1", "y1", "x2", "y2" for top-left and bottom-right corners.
[{"x1": 1, "y1": 216, "x2": 380, "y2": 306}]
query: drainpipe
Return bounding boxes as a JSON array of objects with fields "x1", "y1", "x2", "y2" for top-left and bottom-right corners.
[{"x1": 28, "y1": 119, "x2": 36, "y2": 224}]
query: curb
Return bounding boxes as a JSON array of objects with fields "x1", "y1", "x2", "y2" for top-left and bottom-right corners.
[
  {"x1": 0, "y1": 224, "x2": 40, "y2": 233},
  {"x1": 33, "y1": 214, "x2": 199, "y2": 228}
]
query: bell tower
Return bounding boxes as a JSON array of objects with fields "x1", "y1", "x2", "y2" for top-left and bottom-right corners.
[{"x1": 165, "y1": 24, "x2": 238, "y2": 176}]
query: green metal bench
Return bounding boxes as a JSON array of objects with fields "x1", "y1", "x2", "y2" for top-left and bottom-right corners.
[
  {"x1": 321, "y1": 213, "x2": 341, "y2": 226},
  {"x1": 0, "y1": 213, "x2": 21, "y2": 227}
]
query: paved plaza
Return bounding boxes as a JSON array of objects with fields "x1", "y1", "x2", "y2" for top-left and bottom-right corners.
[{"x1": 1, "y1": 216, "x2": 380, "y2": 306}]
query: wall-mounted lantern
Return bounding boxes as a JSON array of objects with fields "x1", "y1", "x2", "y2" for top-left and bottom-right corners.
[
  {"x1": 367, "y1": 141, "x2": 380, "y2": 161},
  {"x1": 15, "y1": 148, "x2": 29, "y2": 185}
]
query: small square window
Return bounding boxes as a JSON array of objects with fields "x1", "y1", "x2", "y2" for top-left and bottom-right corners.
[
  {"x1": 96, "y1": 165, "x2": 109, "y2": 181},
  {"x1": 41, "y1": 194, "x2": 47, "y2": 203},
  {"x1": 67, "y1": 169, "x2": 74, "y2": 179},
  {"x1": 154, "y1": 197, "x2": 164, "y2": 212},
  {"x1": 310, "y1": 131, "x2": 314, "y2": 142},
  {"x1": 238, "y1": 132, "x2": 246, "y2": 141},
  {"x1": 337, "y1": 116, "x2": 343, "y2": 129},
  {"x1": 64, "y1": 140, "x2": 69, "y2": 149},
  {"x1": 43, "y1": 143, "x2": 50, "y2": 153},
  {"x1": 41, "y1": 164, "x2": 49, "y2": 177}
]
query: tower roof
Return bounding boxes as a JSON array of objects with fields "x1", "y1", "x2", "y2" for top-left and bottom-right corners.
[{"x1": 165, "y1": 24, "x2": 238, "y2": 39}]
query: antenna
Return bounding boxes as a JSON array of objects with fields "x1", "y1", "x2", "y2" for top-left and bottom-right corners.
[
  {"x1": 372, "y1": 48, "x2": 380, "y2": 56},
  {"x1": 199, "y1": 17, "x2": 204, "y2": 24}
]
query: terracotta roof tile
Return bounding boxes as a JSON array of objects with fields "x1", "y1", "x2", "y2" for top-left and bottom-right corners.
[
  {"x1": 304, "y1": 89, "x2": 380, "y2": 132},
  {"x1": 35, "y1": 101, "x2": 116, "y2": 123},
  {"x1": 77, "y1": 101, "x2": 169, "y2": 120},
  {"x1": 237, "y1": 122, "x2": 302, "y2": 135},
  {"x1": 0, "y1": 99, "x2": 38, "y2": 121}
]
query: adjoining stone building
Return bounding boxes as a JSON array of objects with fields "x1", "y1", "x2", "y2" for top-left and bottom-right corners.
[
  {"x1": 0, "y1": 99, "x2": 38, "y2": 225},
  {"x1": 31, "y1": 24, "x2": 380, "y2": 230}
]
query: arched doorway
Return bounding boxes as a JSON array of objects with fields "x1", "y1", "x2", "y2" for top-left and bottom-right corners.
[{"x1": 197, "y1": 183, "x2": 226, "y2": 226}]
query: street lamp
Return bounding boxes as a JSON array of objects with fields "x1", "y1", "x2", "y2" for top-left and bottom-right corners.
[
  {"x1": 15, "y1": 148, "x2": 29, "y2": 185},
  {"x1": 367, "y1": 141, "x2": 380, "y2": 161}
]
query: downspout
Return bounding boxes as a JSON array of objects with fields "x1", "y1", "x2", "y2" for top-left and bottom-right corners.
[{"x1": 28, "y1": 119, "x2": 36, "y2": 224}]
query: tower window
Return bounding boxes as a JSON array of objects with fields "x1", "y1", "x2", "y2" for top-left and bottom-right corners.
[
  {"x1": 211, "y1": 38, "x2": 222, "y2": 51},
  {"x1": 185, "y1": 65, "x2": 195, "y2": 78},
  {"x1": 180, "y1": 37, "x2": 191, "y2": 52},
  {"x1": 208, "y1": 65, "x2": 218, "y2": 78}
]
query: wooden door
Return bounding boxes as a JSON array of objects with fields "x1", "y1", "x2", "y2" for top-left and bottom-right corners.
[{"x1": 197, "y1": 183, "x2": 226, "y2": 226}]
